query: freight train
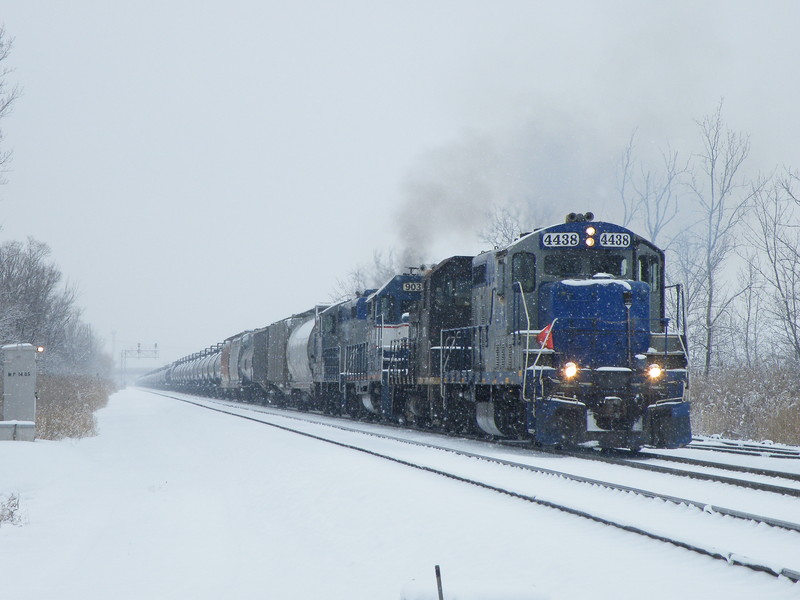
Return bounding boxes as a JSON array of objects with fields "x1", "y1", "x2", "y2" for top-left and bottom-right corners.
[{"x1": 138, "y1": 213, "x2": 692, "y2": 450}]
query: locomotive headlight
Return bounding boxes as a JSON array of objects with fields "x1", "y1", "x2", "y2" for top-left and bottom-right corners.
[
  {"x1": 585, "y1": 237, "x2": 595, "y2": 247},
  {"x1": 586, "y1": 226, "x2": 596, "y2": 236},
  {"x1": 563, "y1": 362, "x2": 579, "y2": 379},
  {"x1": 647, "y1": 364, "x2": 663, "y2": 380}
]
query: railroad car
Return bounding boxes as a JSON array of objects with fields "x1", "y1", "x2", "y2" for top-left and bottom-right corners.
[{"x1": 138, "y1": 213, "x2": 691, "y2": 450}]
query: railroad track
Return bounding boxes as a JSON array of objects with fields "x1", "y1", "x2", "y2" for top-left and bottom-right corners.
[
  {"x1": 689, "y1": 437, "x2": 800, "y2": 460},
  {"x1": 637, "y1": 449, "x2": 800, "y2": 482},
  {"x1": 147, "y1": 389, "x2": 800, "y2": 583},
  {"x1": 556, "y1": 447, "x2": 800, "y2": 495}
]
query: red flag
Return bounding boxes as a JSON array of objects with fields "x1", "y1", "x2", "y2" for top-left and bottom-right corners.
[{"x1": 537, "y1": 322, "x2": 554, "y2": 350}]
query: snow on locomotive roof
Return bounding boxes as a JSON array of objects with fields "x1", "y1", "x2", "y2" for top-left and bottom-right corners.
[
  {"x1": 561, "y1": 276, "x2": 633, "y2": 290},
  {"x1": 364, "y1": 273, "x2": 419, "y2": 303}
]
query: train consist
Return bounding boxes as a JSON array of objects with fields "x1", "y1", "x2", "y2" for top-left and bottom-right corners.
[{"x1": 139, "y1": 213, "x2": 692, "y2": 450}]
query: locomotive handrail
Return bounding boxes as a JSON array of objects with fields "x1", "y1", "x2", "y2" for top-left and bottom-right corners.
[
  {"x1": 514, "y1": 281, "x2": 533, "y2": 401},
  {"x1": 529, "y1": 318, "x2": 558, "y2": 377},
  {"x1": 378, "y1": 315, "x2": 384, "y2": 376},
  {"x1": 664, "y1": 283, "x2": 688, "y2": 339},
  {"x1": 439, "y1": 331, "x2": 454, "y2": 397},
  {"x1": 439, "y1": 325, "x2": 486, "y2": 397}
]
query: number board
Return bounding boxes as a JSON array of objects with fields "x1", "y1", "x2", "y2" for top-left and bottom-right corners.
[
  {"x1": 542, "y1": 232, "x2": 579, "y2": 247},
  {"x1": 598, "y1": 232, "x2": 631, "y2": 247},
  {"x1": 402, "y1": 282, "x2": 422, "y2": 292}
]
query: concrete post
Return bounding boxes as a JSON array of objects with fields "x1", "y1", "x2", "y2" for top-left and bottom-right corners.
[{"x1": 1, "y1": 343, "x2": 37, "y2": 441}]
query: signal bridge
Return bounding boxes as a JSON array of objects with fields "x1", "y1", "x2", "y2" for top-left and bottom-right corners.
[{"x1": 119, "y1": 343, "x2": 159, "y2": 386}]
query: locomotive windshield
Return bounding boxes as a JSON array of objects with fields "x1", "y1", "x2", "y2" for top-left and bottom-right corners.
[
  {"x1": 376, "y1": 296, "x2": 418, "y2": 322},
  {"x1": 433, "y1": 277, "x2": 470, "y2": 307},
  {"x1": 543, "y1": 250, "x2": 631, "y2": 279}
]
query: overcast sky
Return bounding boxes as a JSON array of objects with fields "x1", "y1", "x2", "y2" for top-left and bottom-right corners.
[{"x1": 2, "y1": 1, "x2": 799, "y2": 366}]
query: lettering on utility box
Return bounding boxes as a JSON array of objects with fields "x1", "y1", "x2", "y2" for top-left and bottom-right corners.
[{"x1": 2, "y1": 343, "x2": 38, "y2": 424}]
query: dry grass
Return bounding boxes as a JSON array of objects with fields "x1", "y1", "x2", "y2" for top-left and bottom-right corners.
[
  {"x1": 35, "y1": 375, "x2": 115, "y2": 440},
  {"x1": 0, "y1": 493, "x2": 21, "y2": 527},
  {"x1": 690, "y1": 367, "x2": 800, "y2": 445},
  {"x1": 1, "y1": 374, "x2": 115, "y2": 440}
]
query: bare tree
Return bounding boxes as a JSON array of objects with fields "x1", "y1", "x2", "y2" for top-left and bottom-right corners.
[
  {"x1": 0, "y1": 25, "x2": 20, "y2": 185},
  {"x1": 0, "y1": 238, "x2": 110, "y2": 376},
  {"x1": 330, "y1": 248, "x2": 401, "y2": 301},
  {"x1": 737, "y1": 257, "x2": 766, "y2": 368},
  {"x1": 0, "y1": 238, "x2": 74, "y2": 342},
  {"x1": 746, "y1": 173, "x2": 800, "y2": 362},
  {"x1": 614, "y1": 131, "x2": 686, "y2": 246},
  {"x1": 687, "y1": 101, "x2": 755, "y2": 374},
  {"x1": 478, "y1": 204, "x2": 527, "y2": 248},
  {"x1": 615, "y1": 130, "x2": 640, "y2": 228},
  {"x1": 666, "y1": 230, "x2": 707, "y2": 366},
  {"x1": 783, "y1": 170, "x2": 800, "y2": 204},
  {"x1": 634, "y1": 143, "x2": 687, "y2": 246}
]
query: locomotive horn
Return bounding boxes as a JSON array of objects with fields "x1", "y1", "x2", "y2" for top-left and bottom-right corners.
[{"x1": 565, "y1": 212, "x2": 594, "y2": 223}]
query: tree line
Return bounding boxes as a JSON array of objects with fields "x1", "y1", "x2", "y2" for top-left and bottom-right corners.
[
  {"x1": 0, "y1": 237, "x2": 112, "y2": 377},
  {"x1": 615, "y1": 101, "x2": 800, "y2": 376}
]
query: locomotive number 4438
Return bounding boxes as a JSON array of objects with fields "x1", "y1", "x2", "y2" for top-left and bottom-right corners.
[
  {"x1": 542, "y1": 232, "x2": 579, "y2": 247},
  {"x1": 599, "y1": 232, "x2": 631, "y2": 247}
]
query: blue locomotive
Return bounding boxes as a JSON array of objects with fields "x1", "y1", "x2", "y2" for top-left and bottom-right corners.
[{"x1": 139, "y1": 213, "x2": 691, "y2": 450}]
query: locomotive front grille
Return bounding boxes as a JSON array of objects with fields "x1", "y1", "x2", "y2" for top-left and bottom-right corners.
[{"x1": 591, "y1": 369, "x2": 632, "y2": 390}]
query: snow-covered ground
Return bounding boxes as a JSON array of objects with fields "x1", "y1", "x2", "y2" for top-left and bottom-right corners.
[{"x1": 1, "y1": 389, "x2": 797, "y2": 599}]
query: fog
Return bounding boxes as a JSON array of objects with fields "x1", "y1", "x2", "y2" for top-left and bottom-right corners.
[{"x1": 1, "y1": 1, "x2": 799, "y2": 366}]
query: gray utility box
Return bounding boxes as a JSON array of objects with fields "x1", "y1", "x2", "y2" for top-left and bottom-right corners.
[{"x1": 1, "y1": 343, "x2": 37, "y2": 441}]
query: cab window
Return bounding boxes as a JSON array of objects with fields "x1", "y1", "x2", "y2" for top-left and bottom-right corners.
[
  {"x1": 512, "y1": 252, "x2": 536, "y2": 293},
  {"x1": 638, "y1": 256, "x2": 660, "y2": 290},
  {"x1": 590, "y1": 254, "x2": 629, "y2": 278},
  {"x1": 379, "y1": 296, "x2": 396, "y2": 322},
  {"x1": 543, "y1": 253, "x2": 581, "y2": 277},
  {"x1": 472, "y1": 264, "x2": 487, "y2": 286},
  {"x1": 543, "y1": 252, "x2": 630, "y2": 278},
  {"x1": 434, "y1": 277, "x2": 471, "y2": 307}
]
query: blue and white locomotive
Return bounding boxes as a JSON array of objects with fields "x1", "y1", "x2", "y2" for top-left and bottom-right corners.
[{"x1": 139, "y1": 212, "x2": 691, "y2": 450}]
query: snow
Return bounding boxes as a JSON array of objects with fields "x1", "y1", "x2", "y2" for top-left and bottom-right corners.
[
  {"x1": 561, "y1": 278, "x2": 632, "y2": 289},
  {"x1": 1, "y1": 389, "x2": 798, "y2": 600}
]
